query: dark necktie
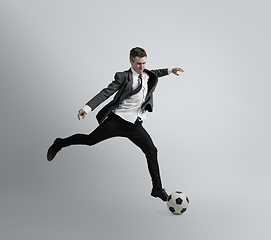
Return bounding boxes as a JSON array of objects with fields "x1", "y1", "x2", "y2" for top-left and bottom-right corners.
[{"x1": 119, "y1": 74, "x2": 143, "y2": 104}]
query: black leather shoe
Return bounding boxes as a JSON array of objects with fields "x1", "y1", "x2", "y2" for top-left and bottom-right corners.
[
  {"x1": 151, "y1": 188, "x2": 168, "y2": 202},
  {"x1": 47, "y1": 138, "x2": 62, "y2": 161}
]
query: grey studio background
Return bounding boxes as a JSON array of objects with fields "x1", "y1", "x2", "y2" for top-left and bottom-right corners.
[{"x1": 1, "y1": 0, "x2": 270, "y2": 239}]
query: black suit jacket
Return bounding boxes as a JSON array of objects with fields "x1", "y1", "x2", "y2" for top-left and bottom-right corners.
[{"x1": 86, "y1": 68, "x2": 169, "y2": 124}]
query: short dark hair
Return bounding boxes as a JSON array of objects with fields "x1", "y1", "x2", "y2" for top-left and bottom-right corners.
[{"x1": 130, "y1": 47, "x2": 147, "y2": 62}]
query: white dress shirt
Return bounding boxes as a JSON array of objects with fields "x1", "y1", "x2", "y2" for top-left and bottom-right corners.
[
  {"x1": 113, "y1": 68, "x2": 149, "y2": 123},
  {"x1": 82, "y1": 68, "x2": 173, "y2": 123}
]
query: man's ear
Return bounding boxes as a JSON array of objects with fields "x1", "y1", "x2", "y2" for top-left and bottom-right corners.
[{"x1": 129, "y1": 59, "x2": 134, "y2": 65}]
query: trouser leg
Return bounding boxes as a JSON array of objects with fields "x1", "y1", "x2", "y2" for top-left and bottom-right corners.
[
  {"x1": 127, "y1": 120, "x2": 163, "y2": 189},
  {"x1": 57, "y1": 112, "x2": 163, "y2": 189},
  {"x1": 59, "y1": 114, "x2": 121, "y2": 148}
]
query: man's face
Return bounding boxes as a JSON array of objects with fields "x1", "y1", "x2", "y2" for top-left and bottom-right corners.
[{"x1": 130, "y1": 56, "x2": 146, "y2": 74}]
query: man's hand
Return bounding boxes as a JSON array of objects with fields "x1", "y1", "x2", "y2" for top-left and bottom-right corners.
[
  {"x1": 78, "y1": 109, "x2": 87, "y2": 120},
  {"x1": 172, "y1": 67, "x2": 184, "y2": 76}
]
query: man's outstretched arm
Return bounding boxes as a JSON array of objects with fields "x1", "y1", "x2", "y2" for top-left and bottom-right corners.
[{"x1": 151, "y1": 67, "x2": 184, "y2": 78}]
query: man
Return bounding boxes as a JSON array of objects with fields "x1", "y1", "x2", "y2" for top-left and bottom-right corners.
[{"x1": 47, "y1": 47, "x2": 184, "y2": 201}]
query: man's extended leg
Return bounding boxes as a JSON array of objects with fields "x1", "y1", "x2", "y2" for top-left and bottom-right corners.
[
  {"x1": 125, "y1": 119, "x2": 168, "y2": 201},
  {"x1": 47, "y1": 114, "x2": 122, "y2": 161}
]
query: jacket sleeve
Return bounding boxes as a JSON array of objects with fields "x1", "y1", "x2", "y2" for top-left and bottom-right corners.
[
  {"x1": 150, "y1": 68, "x2": 169, "y2": 78},
  {"x1": 85, "y1": 72, "x2": 124, "y2": 111}
]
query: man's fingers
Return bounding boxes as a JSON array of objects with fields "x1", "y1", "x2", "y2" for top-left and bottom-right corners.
[
  {"x1": 172, "y1": 67, "x2": 184, "y2": 76},
  {"x1": 78, "y1": 110, "x2": 83, "y2": 120},
  {"x1": 176, "y1": 67, "x2": 184, "y2": 73},
  {"x1": 173, "y1": 70, "x2": 179, "y2": 76}
]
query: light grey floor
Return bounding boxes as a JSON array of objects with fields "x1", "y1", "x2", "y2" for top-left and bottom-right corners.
[
  {"x1": 1, "y1": 0, "x2": 270, "y2": 239},
  {"x1": 2, "y1": 145, "x2": 270, "y2": 240}
]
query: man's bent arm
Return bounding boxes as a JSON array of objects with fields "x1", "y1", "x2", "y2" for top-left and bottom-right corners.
[
  {"x1": 78, "y1": 72, "x2": 124, "y2": 119},
  {"x1": 85, "y1": 72, "x2": 124, "y2": 110}
]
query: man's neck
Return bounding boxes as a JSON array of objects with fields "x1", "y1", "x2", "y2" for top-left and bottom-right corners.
[{"x1": 131, "y1": 67, "x2": 145, "y2": 75}]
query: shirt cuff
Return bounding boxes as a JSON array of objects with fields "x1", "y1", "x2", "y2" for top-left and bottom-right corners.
[
  {"x1": 82, "y1": 105, "x2": 92, "y2": 114},
  {"x1": 168, "y1": 68, "x2": 173, "y2": 74}
]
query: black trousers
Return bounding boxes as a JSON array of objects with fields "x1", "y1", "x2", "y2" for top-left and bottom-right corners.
[{"x1": 60, "y1": 113, "x2": 163, "y2": 189}]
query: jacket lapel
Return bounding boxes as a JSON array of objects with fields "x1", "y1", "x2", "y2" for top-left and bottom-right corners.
[
  {"x1": 144, "y1": 69, "x2": 158, "y2": 96},
  {"x1": 127, "y1": 68, "x2": 133, "y2": 90}
]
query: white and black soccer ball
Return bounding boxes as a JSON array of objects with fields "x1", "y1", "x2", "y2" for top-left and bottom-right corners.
[{"x1": 166, "y1": 191, "x2": 189, "y2": 215}]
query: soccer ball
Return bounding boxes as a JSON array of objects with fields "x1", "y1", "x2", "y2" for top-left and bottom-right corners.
[{"x1": 166, "y1": 191, "x2": 189, "y2": 215}]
